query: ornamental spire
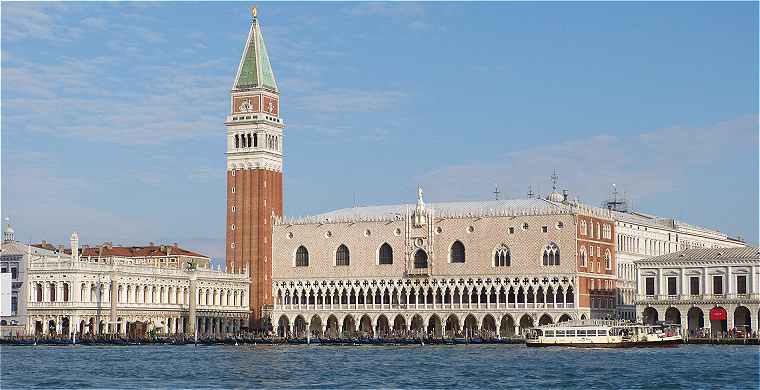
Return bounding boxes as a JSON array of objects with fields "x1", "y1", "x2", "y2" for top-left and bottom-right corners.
[{"x1": 233, "y1": 6, "x2": 277, "y2": 92}]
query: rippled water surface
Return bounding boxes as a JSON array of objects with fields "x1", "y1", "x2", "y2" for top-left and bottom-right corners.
[{"x1": 2, "y1": 344, "x2": 758, "y2": 388}]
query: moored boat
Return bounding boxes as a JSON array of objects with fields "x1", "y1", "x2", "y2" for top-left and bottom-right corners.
[{"x1": 525, "y1": 320, "x2": 682, "y2": 348}]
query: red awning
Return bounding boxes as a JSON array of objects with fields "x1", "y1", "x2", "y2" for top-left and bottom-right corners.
[{"x1": 710, "y1": 306, "x2": 727, "y2": 321}]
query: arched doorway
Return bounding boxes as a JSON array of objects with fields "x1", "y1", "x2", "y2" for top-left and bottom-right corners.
[
  {"x1": 664, "y1": 307, "x2": 681, "y2": 325},
  {"x1": 309, "y1": 315, "x2": 323, "y2": 337},
  {"x1": 445, "y1": 315, "x2": 460, "y2": 338},
  {"x1": 410, "y1": 315, "x2": 425, "y2": 333},
  {"x1": 642, "y1": 307, "x2": 658, "y2": 325},
  {"x1": 48, "y1": 320, "x2": 56, "y2": 335},
  {"x1": 734, "y1": 306, "x2": 752, "y2": 333},
  {"x1": 558, "y1": 314, "x2": 572, "y2": 323},
  {"x1": 709, "y1": 306, "x2": 727, "y2": 335},
  {"x1": 538, "y1": 314, "x2": 553, "y2": 326},
  {"x1": 277, "y1": 315, "x2": 290, "y2": 338},
  {"x1": 358, "y1": 315, "x2": 373, "y2": 336},
  {"x1": 393, "y1": 315, "x2": 407, "y2": 332},
  {"x1": 326, "y1": 315, "x2": 339, "y2": 338},
  {"x1": 342, "y1": 315, "x2": 356, "y2": 337},
  {"x1": 519, "y1": 314, "x2": 534, "y2": 334},
  {"x1": 481, "y1": 314, "x2": 497, "y2": 335},
  {"x1": 61, "y1": 318, "x2": 70, "y2": 335},
  {"x1": 687, "y1": 307, "x2": 704, "y2": 334},
  {"x1": 376, "y1": 315, "x2": 390, "y2": 337},
  {"x1": 427, "y1": 315, "x2": 442, "y2": 338},
  {"x1": 293, "y1": 315, "x2": 307, "y2": 338},
  {"x1": 499, "y1": 315, "x2": 515, "y2": 337},
  {"x1": 463, "y1": 314, "x2": 478, "y2": 335},
  {"x1": 35, "y1": 321, "x2": 43, "y2": 336}
]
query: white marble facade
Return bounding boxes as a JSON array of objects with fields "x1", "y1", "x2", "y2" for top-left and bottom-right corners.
[{"x1": 635, "y1": 247, "x2": 759, "y2": 335}]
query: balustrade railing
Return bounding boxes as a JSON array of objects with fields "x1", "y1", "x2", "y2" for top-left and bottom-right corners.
[{"x1": 636, "y1": 293, "x2": 760, "y2": 303}]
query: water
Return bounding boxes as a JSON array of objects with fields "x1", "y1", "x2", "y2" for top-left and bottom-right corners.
[{"x1": 1, "y1": 344, "x2": 758, "y2": 389}]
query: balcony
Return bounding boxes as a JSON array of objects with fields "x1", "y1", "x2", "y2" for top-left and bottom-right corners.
[{"x1": 635, "y1": 293, "x2": 760, "y2": 305}]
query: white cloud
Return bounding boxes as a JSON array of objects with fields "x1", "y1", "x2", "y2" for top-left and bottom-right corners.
[{"x1": 419, "y1": 115, "x2": 759, "y2": 205}]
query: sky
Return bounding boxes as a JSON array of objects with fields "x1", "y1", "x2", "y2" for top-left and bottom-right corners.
[{"x1": 2, "y1": 2, "x2": 758, "y2": 264}]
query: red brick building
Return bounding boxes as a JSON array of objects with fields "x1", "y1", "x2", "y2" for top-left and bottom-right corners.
[{"x1": 575, "y1": 214, "x2": 616, "y2": 317}]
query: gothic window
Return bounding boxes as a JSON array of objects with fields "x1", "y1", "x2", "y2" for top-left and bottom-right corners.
[
  {"x1": 235, "y1": 134, "x2": 240, "y2": 148},
  {"x1": 542, "y1": 243, "x2": 560, "y2": 266},
  {"x1": 378, "y1": 243, "x2": 393, "y2": 265},
  {"x1": 580, "y1": 220, "x2": 587, "y2": 235},
  {"x1": 579, "y1": 246, "x2": 587, "y2": 267},
  {"x1": 295, "y1": 246, "x2": 309, "y2": 267},
  {"x1": 253, "y1": 132, "x2": 258, "y2": 147},
  {"x1": 336, "y1": 244, "x2": 350, "y2": 266},
  {"x1": 450, "y1": 241, "x2": 465, "y2": 263},
  {"x1": 494, "y1": 244, "x2": 511, "y2": 267},
  {"x1": 604, "y1": 249, "x2": 611, "y2": 270},
  {"x1": 414, "y1": 249, "x2": 428, "y2": 268}
]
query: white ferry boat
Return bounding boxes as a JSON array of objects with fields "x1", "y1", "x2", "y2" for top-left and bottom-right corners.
[{"x1": 525, "y1": 320, "x2": 682, "y2": 348}]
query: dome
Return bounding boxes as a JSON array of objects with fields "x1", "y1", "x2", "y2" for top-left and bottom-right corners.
[{"x1": 547, "y1": 191, "x2": 564, "y2": 203}]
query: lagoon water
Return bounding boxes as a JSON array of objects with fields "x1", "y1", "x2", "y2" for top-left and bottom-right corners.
[{"x1": 1, "y1": 344, "x2": 758, "y2": 388}]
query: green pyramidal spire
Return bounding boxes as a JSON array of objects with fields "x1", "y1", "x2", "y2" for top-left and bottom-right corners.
[{"x1": 233, "y1": 12, "x2": 278, "y2": 92}]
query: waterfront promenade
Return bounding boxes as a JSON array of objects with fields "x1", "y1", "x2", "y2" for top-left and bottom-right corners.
[{"x1": 2, "y1": 333, "x2": 757, "y2": 346}]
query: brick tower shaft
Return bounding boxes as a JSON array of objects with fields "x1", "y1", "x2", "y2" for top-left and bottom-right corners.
[{"x1": 225, "y1": 8, "x2": 283, "y2": 328}]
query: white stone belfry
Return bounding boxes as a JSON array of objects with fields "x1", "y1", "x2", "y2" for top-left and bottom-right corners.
[{"x1": 3, "y1": 218, "x2": 14, "y2": 243}]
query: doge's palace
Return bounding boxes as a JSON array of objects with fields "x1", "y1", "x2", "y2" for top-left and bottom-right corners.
[{"x1": 269, "y1": 188, "x2": 618, "y2": 338}]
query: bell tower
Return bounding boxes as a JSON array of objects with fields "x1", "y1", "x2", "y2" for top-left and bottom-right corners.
[{"x1": 225, "y1": 7, "x2": 283, "y2": 328}]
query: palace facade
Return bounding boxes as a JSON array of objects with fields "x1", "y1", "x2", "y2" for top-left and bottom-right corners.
[
  {"x1": 634, "y1": 247, "x2": 759, "y2": 335},
  {"x1": 0, "y1": 223, "x2": 249, "y2": 337},
  {"x1": 268, "y1": 189, "x2": 618, "y2": 338},
  {"x1": 612, "y1": 210, "x2": 747, "y2": 321}
]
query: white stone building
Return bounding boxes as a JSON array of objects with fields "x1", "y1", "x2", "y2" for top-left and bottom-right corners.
[
  {"x1": 612, "y1": 210, "x2": 747, "y2": 321},
  {"x1": 1, "y1": 221, "x2": 59, "y2": 336},
  {"x1": 1, "y1": 225, "x2": 250, "y2": 337},
  {"x1": 634, "y1": 247, "x2": 759, "y2": 336}
]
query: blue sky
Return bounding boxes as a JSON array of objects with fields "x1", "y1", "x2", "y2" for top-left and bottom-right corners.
[{"x1": 2, "y1": 2, "x2": 757, "y2": 263}]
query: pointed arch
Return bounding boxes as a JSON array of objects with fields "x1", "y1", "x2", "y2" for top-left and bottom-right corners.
[
  {"x1": 414, "y1": 249, "x2": 428, "y2": 268},
  {"x1": 335, "y1": 244, "x2": 350, "y2": 266},
  {"x1": 378, "y1": 243, "x2": 393, "y2": 265},
  {"x1": 579, "y1": 245, "x2": 587, "y2": 267},
  {"x1": 494, "y1": 244, "x2": 511, "y2": 266},
  {"x1": 543, "y1": 242, "x2": 560, "y2": 266},
  {"x1": 450, "y1": 240, "x2": 465, "y2": 263},
  {"x1": 295, "y1": 246, "x2": 309, "y2": 267}
]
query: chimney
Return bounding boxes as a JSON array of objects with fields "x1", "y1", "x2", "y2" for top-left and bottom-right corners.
[{"x1": 149, "y1": 242, "x2": 154, "y2": 246}]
